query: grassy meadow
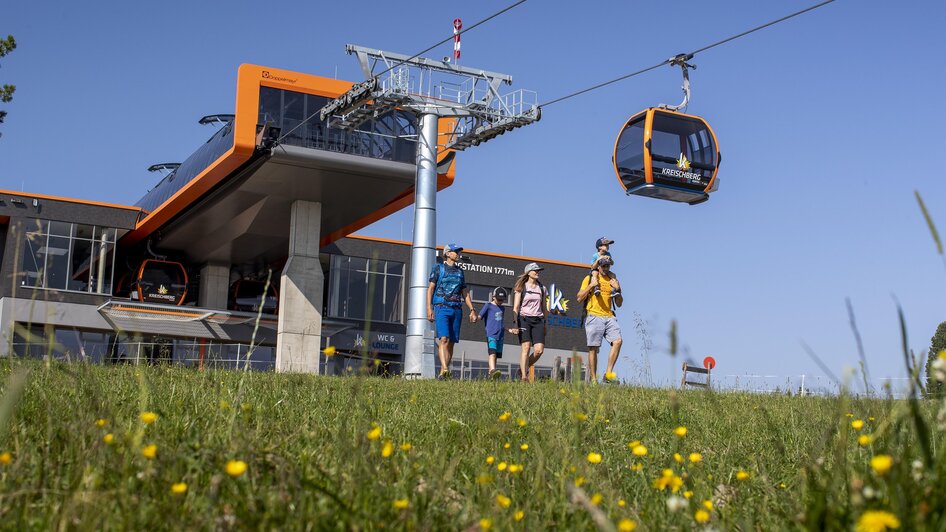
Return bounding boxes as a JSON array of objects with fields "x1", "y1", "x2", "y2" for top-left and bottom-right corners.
[{"x1": 0, "y1": 360, "x2": 941, "y2": 531}]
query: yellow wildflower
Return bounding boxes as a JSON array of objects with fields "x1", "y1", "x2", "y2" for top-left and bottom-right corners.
[
  {"x1": 400, "y1": 443, "x2": 412, "y2": 451},
  {"x1": 689, "y1": 453, "x2": 702, "y2": 463},
  {"x1": 703, "y1": 500, "x2": 713, "y2": 511},
  {"x1": 618, "y1": 519, "x2": 637, "y2": 532},
  {"x1": 516, "y1": 418, "x2": 527, "y2": 427},
  {"x1": 0, "y1": 452, "x2": 11, "y2": 465},
  {"x1": 858, "y1": 435, "x2": 873, "y2": 446},
  {"x1": 683, "y1": 490, "x2": 693, "y2": 499},
  {"x1": 856, "y1": 510, "x2": 900, "y2": 532},
  {"x1": 497, "y1": 461, "x2": 508, "y2": 472},
  {"x1": 496, "y1": 494, "x2": 511, "y2": 508},
  {"x1": 503, "y1": 442, "x2": 511, "y2": 449},
  {"x1": 225, "y1": 460, "x2": 248, "y2": 477},
  {"x1": 575, "y1": 413, "x2": 588, "y2": 421},
  {"x1": 604, "y1": 371, "x2": 617, "y2": 381},
  {"x1": 103, "y1": 433, "x2": 114, "y2": 445},
  {"x1": 674, "y1": 453, "x2": 683, "y2": 463},
  {"x1": 393, "y1": 498, "x2": 409, "y2": 510},
  {"x1": 869, "y1": 416, "x2": 875, "y2": 421},
  {"x1": 486, "y1": 455, "x2": 495, "y2": 465},
  {"x1": 95, "y1": 419, "x2": 107, "y2": 427},
  {"x1": 587, "y1": 452, "x2": 603, "y2": 464},
  {"x1": 367, "y1": 426, "x2": 382, "y2": 440},
  {"x1": 499, "y1": 412, "x2": 511, "y2": 422},
  {"x1": 852, "y1": 419, "x2": 865, "y2": 430},
  {"x1": 171, "y1": 482, "x2": 187, "y2": 495},
  {"x1": 381, "y1": 440, "x2": 394, "y2": 458},
  {"x1": 140, "y1": 412, "x2": 158, "y2": 425},
  {"x1": 574, "y1": 476, "x2": 585, "y2": 487},
  {"x1": 632, "y1": 445, "x2": 648, "y2": 457},
  {"x1": 870, "y1": 455, "x2": 893, "y2": 476},
  {"x1": 618, "y1": 499, "x2": 626, "y2": 507},
  {"x1": 695, "y1": 509, "x2": 710, "y2": 523},
  {"x1": 627, "y1": 440, "x2": 641, "y2": 449},
  {"x1": 323, "y1": 345, "x2": 336, "y2": 357},
  {"x1": 514, "y1": 510, "x2": 524, "y2": 522},
  {"x1": 141, "y1": 444, "x2": 157, "y2": 459},
  {"x1": 479, "y1": 518, "x2": 492, "y2": 530},
  {"x1": 630, "y1": 463, "x2": 643, "y2": 472},
  {"x1": 476, "y1": 474, "x2": 493, "y2": 485},
  {"x1": 674, "y1": 426, "x2": 688, "y2": 438},
  {"x1": 736, "y1": 470, "x2": 750, "y2": 481},
  {"x1": 590, "y1": 493, "x2": 603, "y2": 506},
  {"x1": 520, "y1": 443, "x2": 529, "y2": 451},
  {"x1": 509, "y1": 464, "x2": 523, "y2": 473}
]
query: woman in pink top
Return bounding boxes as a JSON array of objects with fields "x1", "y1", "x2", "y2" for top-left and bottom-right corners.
[{"x1": 512, "y1": 262, "x2": 548, "y2": 382}]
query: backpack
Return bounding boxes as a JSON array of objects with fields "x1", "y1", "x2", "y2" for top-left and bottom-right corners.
[{"x1": 433, "y1": 262, "x2": 464, "y2": 303}]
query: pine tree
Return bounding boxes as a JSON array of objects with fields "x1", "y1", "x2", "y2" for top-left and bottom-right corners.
[
  {"x1": 924, "y1": 321, "x2": 946, "y2": 397},
  {"x1": 0, "y1": 35, "x2": 17, "y2": 136}
]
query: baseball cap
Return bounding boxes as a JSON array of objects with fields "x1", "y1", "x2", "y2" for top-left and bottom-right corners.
[
  {"x1": 595, "y1": 237, "x2": 615, "y2": 248},
  {"x1": 443, "y1": 243, "x2": 463, "y2": 253},
  {"x1": 492, "y1": 287, "x2": 508, "y2": 300},
  {"x1": 524, "y1": 262, "x2": 544, "y2": 273}
]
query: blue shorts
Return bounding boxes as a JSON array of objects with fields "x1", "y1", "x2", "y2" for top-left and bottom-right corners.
[
  {"x1": 487, "y1": 337, "x2": 504, "y2": 357},
  {"x1": 435, "y1": 305, "x2": 463, "y2": 343}
]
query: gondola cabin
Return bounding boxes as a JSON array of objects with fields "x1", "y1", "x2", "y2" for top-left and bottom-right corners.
[
  {"x1": 135, "y1": 259, "x2": 188, "y2": 305},
  {"x1": 230, "y1": 279, "x2": 279, "y2": 314},
  {"x1": 613, "y1": 108, "x2": 720, "y2": 205}
]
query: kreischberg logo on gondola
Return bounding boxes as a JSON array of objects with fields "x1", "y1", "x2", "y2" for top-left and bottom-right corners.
[
  {"x1": 659, "y1": 153, "x2": 702, "y2": 183},
  {"x1": 261, "y1": 71, "x2": 298, "y2": 84}
]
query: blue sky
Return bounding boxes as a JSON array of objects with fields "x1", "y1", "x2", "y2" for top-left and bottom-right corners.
[{"x1": 3, "y1": 0, "x2": 945, "y2": 391}]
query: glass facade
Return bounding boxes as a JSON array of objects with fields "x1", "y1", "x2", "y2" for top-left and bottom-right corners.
[
  {"x1": 135, "y1": 120, "x2": 235, "y2": 213},
  {"x1": 20, "y1": 219, "x2": 118, "y2": 294},
  {"x1": 328, "y1": 255, "x2": 404, "y2": 323},
  {"x1": 468, "y1": 283, "x2": 513, "y2": 305},
  {"x1": 259, "y1": 87, "x2": 417, "y2": 164},
  {"x1": 13, "y1": 324, "x2": 276, "y2": 371}
]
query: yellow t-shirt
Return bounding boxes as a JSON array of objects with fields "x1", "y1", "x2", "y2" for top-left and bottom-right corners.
[{"x1": 580, "y1": 275, "x2": 615, "y2": 317}]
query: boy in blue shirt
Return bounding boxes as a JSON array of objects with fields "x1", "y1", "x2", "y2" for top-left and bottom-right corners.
[
  {"x1": 590, "y1": 237, "x2": 619, "y2": 296},
  {"x1": 478, "y1": 287, "x2": 514, "y2": 379},
  {"x1": 427, "y1": 243, "x2": 477, "y2": 380}
]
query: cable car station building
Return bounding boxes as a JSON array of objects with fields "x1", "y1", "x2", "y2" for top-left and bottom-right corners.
[{"x1": 1, "y1": 64, "x2": 589, "y2": 379}]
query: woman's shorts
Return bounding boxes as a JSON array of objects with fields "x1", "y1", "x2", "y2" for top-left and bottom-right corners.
[{"x1": 517, "y1": 316, "x2": 546, "y2": 345}]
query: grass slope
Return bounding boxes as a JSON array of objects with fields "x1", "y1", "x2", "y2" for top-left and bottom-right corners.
[{"x1": 0, "y1": 361, "x2": 940, "y2": 530}]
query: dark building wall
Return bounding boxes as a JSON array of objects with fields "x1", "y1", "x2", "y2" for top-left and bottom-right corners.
[
  {"x1": 0, "y1": 192, "x2": 140, "y2": 301},
  {"x1": 325, "y1": 237, "x2": 591, "y2": 353}
]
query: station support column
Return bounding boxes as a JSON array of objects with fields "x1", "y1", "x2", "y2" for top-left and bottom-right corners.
[
  {"x1": 275, "y1": 200, "x2": 323, "y2": 373},
  {"x1": 403, "y1": 113, "x2": 439, "y2": 378},
  {"x1": 198, "y1": 262, "x2": 230, "y2": 309}
]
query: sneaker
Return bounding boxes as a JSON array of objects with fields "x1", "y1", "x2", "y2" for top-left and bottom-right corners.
[
  {"x1": 438, "y1": 369, "x2": 451, "y2": 380},
  {"x1": 610, "y1": 288, "x2": 621, "y2": 299},
  {"x1": 593, "y1": 286, "x2": 601, "y2": 296},
  {"x1": 489, "y1": 369, "x2": 502, "y2": 380}
]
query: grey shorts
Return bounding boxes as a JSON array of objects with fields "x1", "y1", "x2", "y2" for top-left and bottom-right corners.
[{"x1": 585, "y1": 315, "x2": 622, "y2": 347}]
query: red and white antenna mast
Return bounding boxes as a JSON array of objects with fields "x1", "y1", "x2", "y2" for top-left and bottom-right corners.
[{"x1": 453, "y1": 18, "x2": 462, "y2": 63}]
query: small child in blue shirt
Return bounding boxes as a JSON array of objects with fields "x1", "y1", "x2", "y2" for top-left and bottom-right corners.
[
  {"x1": 478, "y1": 287, "x2": 516, "y2": 379},
  {"x1": 590, "y1": 237, "x2": 618, "y2": 296}
]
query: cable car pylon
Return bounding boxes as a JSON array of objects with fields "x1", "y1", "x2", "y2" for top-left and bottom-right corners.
[{"x1": 320, "y1": 45, "x2": 540, "y2": 378}]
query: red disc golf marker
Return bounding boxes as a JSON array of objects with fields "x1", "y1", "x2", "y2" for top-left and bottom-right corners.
[{"x1": 703, "y1": 356, "x2": 716, "y2": 370}]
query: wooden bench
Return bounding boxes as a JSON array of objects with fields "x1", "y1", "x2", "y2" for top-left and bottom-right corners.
[{"x1": 681, "y1": 362, "x2": 711, "y2": 389}]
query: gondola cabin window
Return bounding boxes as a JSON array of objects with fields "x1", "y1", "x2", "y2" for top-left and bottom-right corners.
[{"x1": 19, "y1": 219, "x2": 118, "y2": 295}]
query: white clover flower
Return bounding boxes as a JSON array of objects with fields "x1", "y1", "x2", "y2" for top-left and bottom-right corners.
[{"x1": 666, "y1": 495, "x2": 689, "y2": 513}]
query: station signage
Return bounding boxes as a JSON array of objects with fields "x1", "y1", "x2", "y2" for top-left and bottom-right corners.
[{"x1": 331, "y1": 330, "x2": 405, "y2": 355}]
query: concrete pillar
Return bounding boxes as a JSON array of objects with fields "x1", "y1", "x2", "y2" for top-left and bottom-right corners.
[
  {"x1": 198, "y1": 262, "x2": 230, "y2": 309},
  {"x1": 275, "y1": 200, "x2": 323, "y2": 373}
]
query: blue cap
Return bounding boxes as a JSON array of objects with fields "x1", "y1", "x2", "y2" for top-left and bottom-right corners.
[{"x1": 444, "y1": 243, "x2": 463, "y2": 253}]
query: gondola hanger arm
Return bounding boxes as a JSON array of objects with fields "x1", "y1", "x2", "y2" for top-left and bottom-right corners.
[{"x1": 659, "y1": 54, "x2": 696, "y2": 112}]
